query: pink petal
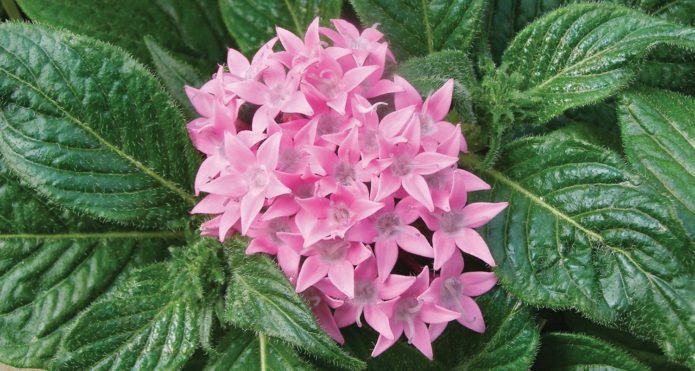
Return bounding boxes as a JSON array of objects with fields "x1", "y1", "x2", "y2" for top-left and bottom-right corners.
[
  {"x1": 411, "y1": 152, "x2": 458, "y2": 175},
  {"x1": 327, "y1": 92, "x2": 348, "y2": 115},
  {"x1": 239, "y1": 192, "x2": 265, "y2": 235},
  {"x1": 313, "y1": 301, "x2": 345, "y2": 344},
  {"x1": 420, "y1": 302, "x2": 460, "y2": 324},
  {"x1": 409, "y1": 321, "x2": 434, "y2": 360},
  {"x1": 429, "y1": 322, "x2": 448, "y2": 342},
  {"x1": 455, "y1": 228, "x2": 496, "y2": 267},
  {"x1": 393, "y1": 75, "x2": 422, "y2": 109},
  {"x1": 375, "y1": 240, "x2": 399, "y2": 279},
  {"x1": 262, "y1": 196, "x2": 300, "y2": 220},
  {"x1": 440, "y1": 250, "x2": 464, "y2": 279},
  {"x1": 374, "y1": 171, "x2": 402, "y2": 202},
  {"x1": 456, "y1": 169, "x2": 490, "y2": 193},
  {"x1": 251, "y1": 105, "x2": 277, "y2": 133},
  {"x1": 396, "y1": 225, "x2": 433, "y2": 258},
  {"x1": 277, "y1": 244, "x2": 301, "y2": 279},
  {"x1": 328, "y1": 260, "x2": 355, "y2": 298},
  {"x1": 219, "y1": 207, "x2": 241, "y2": 241},
  {"x1": 296, "y1": 256, "x2": 329, "y2": 292},
  {"x1": 257, "y1": 133, "x2": 282, "y2": 170},
  {"x1": 224, "y1": 132, "x2": 256, "y2": 167},
  {"x1": 402, "y1": 173, "x2": 434, "y2": 212},
  {"x1": 346, "y1": 242, "x2": 373, "y2": 265},
  {"x1": 457, "y1": 296, "x2": 485, "y2": 333},
  {"x1": 228, "y1": 80, "x2": 268, "y2": 105},
  {"x1": 342, "y1": 65, "x2": 379, "y2": 92},
  {"x1": 461, "y1": 272, "x2": 497, "y2": 297},
  {"x1": 199, "y1": 174, "x2": 248, "y2": 197},
  {"x1": 246, "y1": 237, "x2": 276, "y2": 255},
  {"x1": 381, "y1": 274, "x2": 416, "y2": 299},
  {"x1": 433, "y1": 231, "x2": 457, "y2": 270},
  {"x1": 380, "y1": 106, "x2": 415, "y2": 138},
  {"x1": 281, "y1": 91, "x2": 314, "y2": 115},
  {"x1": 364, "y1": 305, "x2": 394, "y2": 339},
  {"x1": 227, "y1": 48, "x2": 251, "y2": 75},
  {"x1": 427, "y1": 79, "x2": 454, "y2": 121},
  {"x1": 334, "y1": 304, "x2": 359, "y2": 328},
  {"x1": 462, "y1": 202, "x2": 508, "y2": 228},
  {"x1": 191, "y1": 194, "x2": 228, "y2": 214},
  {"x1": 371, "y1": 323, "x2": 402, "y2": 358},
  {"x1": 276, "y1": 26, "x2": 305, "y2": 55}
]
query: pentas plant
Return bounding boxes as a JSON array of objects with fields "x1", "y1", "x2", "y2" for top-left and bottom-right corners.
[
  {"x1": 3, "y1": 1, "x2": 695, "y2": 370},
  {"x1": 186, "y1": 18, "x2": 507, "y2": 359}
]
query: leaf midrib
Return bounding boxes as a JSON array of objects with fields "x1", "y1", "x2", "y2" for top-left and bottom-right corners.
[{"x1": 0, "y1": 66, "x2": 196, "y2": 206}]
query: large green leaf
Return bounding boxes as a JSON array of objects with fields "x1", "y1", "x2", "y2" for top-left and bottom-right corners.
[
  {"x1": 219, "y1": 0, "x2": 342, "y2": 54},
  {"x1": 501, "y1": 3, "x2": 695, "y2": 125},
  {"x1": 16, "y1": 0, "x2": 230, "y2": 67},
  {"x1": 225, "y1": 240, "x2": 365, "y2": 370},
  {"x1": 350, "y1": 0, "x2": 486, "y2": 58},
  {"x1": 466, "y1": 137, "x2": 695, "y2": 367},
  {"x1": 0, "y1": 23, "x2": 200, "y2": 226},
  {"x1": 57, "y1": 263, "x2": 200, "y2": 370},
  {"x1": 0, "y1": 162, "x2": 176, "y2": 368},
  {"x1": 398, "y1": 50, "x2": 477, "y2": 123},
  {"x1": 344, "y1": 288, "x2": 539, "y2": 370},
  {"x1": 618, "y1": 88, "x2": 695, "y2": 239},
  {"x1": 487, "y1": 0, "x2": 695, "y2": 62},
  {"x1": 206, "y1": 331, "x2": 312, "y2": 370},
  {"x1": 145, "y1": 36, "x2": 207, "y2": 117},
  {"x1": 534, "y1": 333, "x2": 649, "y2": 370}
]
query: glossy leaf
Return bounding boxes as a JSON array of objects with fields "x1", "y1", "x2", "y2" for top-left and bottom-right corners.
[
  {"x1": 350, "y1": 0, "x2": 486, "y2": 58},
  {"x1": 535, "y1": 333, "x2": 649, "y2": 370},
  {"x1": 0, "y1": 23, "x2": 200, "y2": 226},
  {"x1": 467, "y1": 137, "x2": 695, "y2": 367},
  {"x1": 225, "y1": 240, "x2": 365, "y2": 370},
  {"x1": 502, "y1": 3, "x2": 695, "y2": 125},
  {"x1": 145, "y1": 36, "x2": 207, "y2": 117},
  {"x1": 345, "y1": 288, "x2": 539, "y2": 370},
  {"x1": 57, "y1": 263, "x2": 200, "y2": 370},
  {"x1": 618, "y1": 88, "x2": 695, "y2": 239},
  {"x1": 16, "y1": 0, "x2": 230, "y2": 67},
  {"x1": 398, "y1": 50, "x2": 477, "y2": 122},
  {"x1": 206, "y1": 331, "x2": 312, "y2": 371},
  {"x1": 219, "y1": 0, "x2": 342, "y2": 54},
  {"x1": 0, "y1": 163, "x2": 176, "y2": 368}
]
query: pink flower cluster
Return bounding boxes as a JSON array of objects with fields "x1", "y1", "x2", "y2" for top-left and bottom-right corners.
[{"x1": 186, "y1": 18, "x2": 507, "y2": 360}]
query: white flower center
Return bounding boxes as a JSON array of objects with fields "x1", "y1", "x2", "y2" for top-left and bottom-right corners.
[
  {"x1": 390, "y1": 155, "x2": 412, "y2": 176},
  {"x1": 440, "y1": 210, "x2": 464, "y2": 234},
  {"x1": 317, "y1": 239, "x2": 349, "y2": 263},
  {"x1": 247, "y1": 166, "x2": 269, "y2": 190},
  {"x1": 330, "y1": 203, "x2": 352, "y2": 227},
  {"x1": 375, "y1": 212, "x2": 401, "y2": 238},
  {"x1": 333, "y1": 161, "x2": 356, "y2": 186}
]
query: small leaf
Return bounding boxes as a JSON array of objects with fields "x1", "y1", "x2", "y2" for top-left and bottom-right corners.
[
  {"x1": 534, "y1": 333, "x2": 649, "y2": 370},
  {"x1": 501, "y1": 3, "x2": 695, "y2": 125},
  {"x1": 219, "y1": 0, "x2": 341, "y2": 54},
  {"x1": 145, "y1": 36, "x2": 207, "y2": 117},
  {"x1": 16, "y1": 0, "x2": 231, "y2": 66},
  {"x1": 618, "y1": 88, "x2": 695, "y2": 239},
  {"x1": 467, "y1": 136, "x2": 695, "y2": 367},
  {"x1": 398, "y1": 50, "x2": 477, "y2": 123},
  {"x1": 0, "y1": 23, "x2": 200, "y2": 226},
  {"x1": 225, "y1": 239, "x2": 365, "y2": 370},
  {"x1": 0, "y1": 162, "x2": 175, "y2": 369},
  {"x1": 350, "y1": 0, "x2": 486, "y2": 58},
  {"x1": 206, "y1": 330, "x2": 312, "y2": 371},
  {"x1": 57, "y1": 263, "x2": 200, "y2": 370}
]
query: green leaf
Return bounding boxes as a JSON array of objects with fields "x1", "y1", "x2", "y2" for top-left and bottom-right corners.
[
  {"x1": 145, "y1": 36, "x2": 207, "y2": 117},
  {"x1": 501, "y1": 3, "x2": 695, "y2": 125},
  {"x1": 16, "y1": 0, "x2": 231, "y2": 67},
  {"x1": 546, "y1": 119, "x2": 621, "y2": 151},
  {"x1": 343, "y1": 288, "x2": 539, "y2": 370},
  {"x1": 206, "y1": 331, "x2": 312, "y2": 371},
  {"x1": 350, "y1": 0, "x2": 486, "y2": 58},
  {"x1": 56, "y1": 263, "x2": 200, "y2": 370},
  {"x1": 564, "y1": 313, "x2": 690, "y2": 371},
  {"x1": 0, "y1": 23, "x2": 200, "y2": 226},
  {"x1": 398, "y1": 50, "x2": 477, "y2": 123},
  {"x1": 0, "y1": 162, "x2": 176, "y2": 368},
  {"x1": 618, "y1": 88, "x2": 695, "y2": 239},
  {"x1": 224, "y1": 239, "x2": 365, "y2": 370},
  {"x1": 534, "y1": 333, "x2": 649, "y2": 370},
  {"x1": 219, "y1": 0, "x2": 342, "y2": 54},
  {"x1": 465, "y1": 136, "x2": 695, "y2": 367}
]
